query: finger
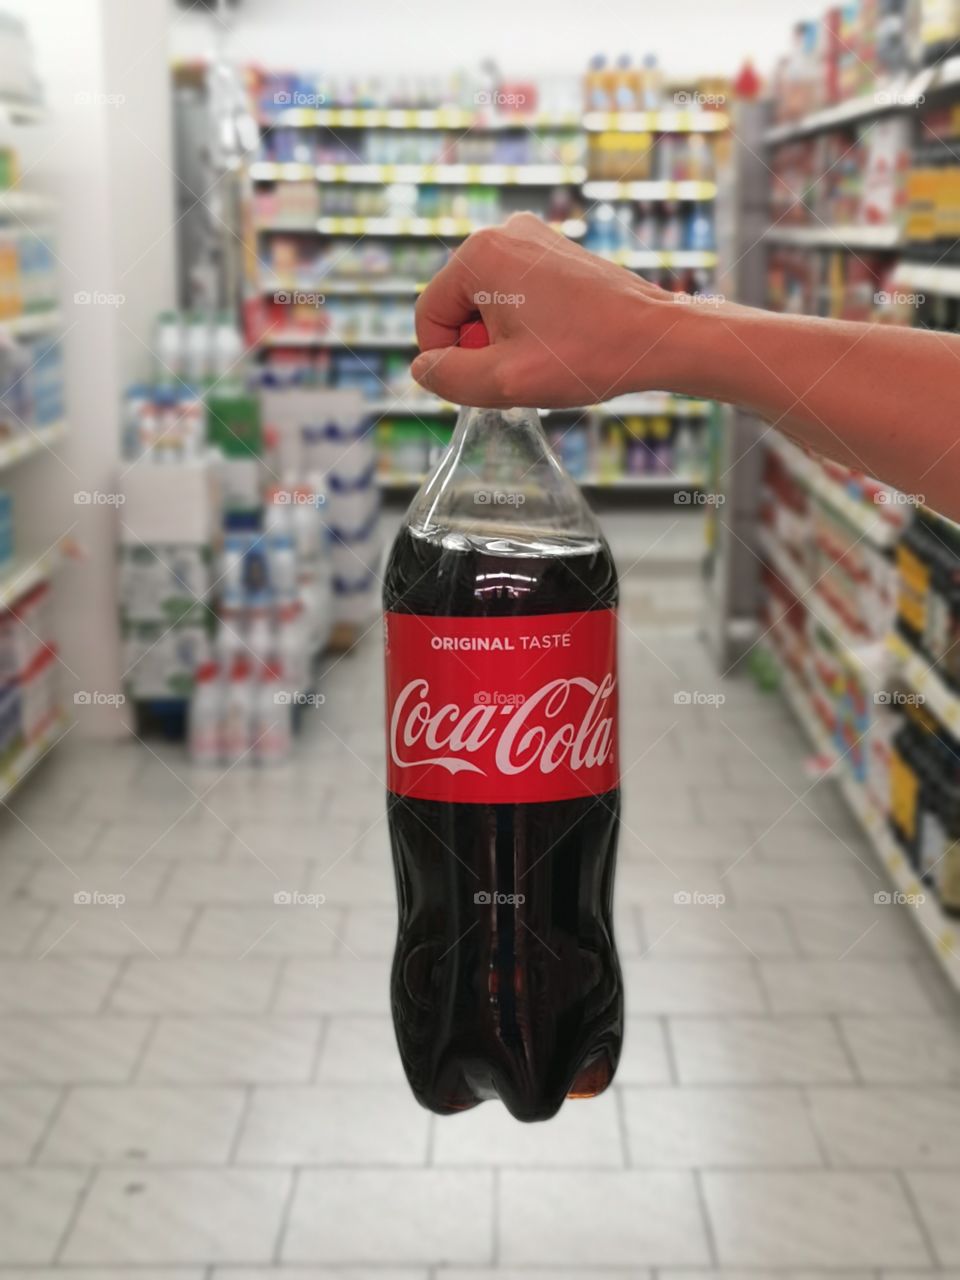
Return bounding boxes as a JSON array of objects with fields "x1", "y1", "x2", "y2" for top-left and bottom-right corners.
[
  {"x1": 411, "y1": 344, "x2": 508, "y2": 407},
  {"x1": 414, "y1": 249, "x2": 484, "y2": 352}
]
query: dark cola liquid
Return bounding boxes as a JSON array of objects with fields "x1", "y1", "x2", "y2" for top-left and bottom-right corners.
[{"x1": 383, "y1": 522, "x2": 622, "y2": 1122}]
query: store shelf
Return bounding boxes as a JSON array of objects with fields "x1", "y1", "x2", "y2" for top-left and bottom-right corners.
[
  {"x1": 764, "y1": 73, "x2": 931, "y2": 144},
  {"x1": 368, "y1": 396, "x2": 456, "y2": 415},
  {"x1": 256, "y1": 216, "x2": 586, "y2": 239},
  {"x1": 583, "y1": 110, "x2": 728, "y2": 133},
  {"x1": 890, "y1": 260, "x2": 960, "y2": 298},
  {"x1": 377, "y1": 470, "x2": 705, "y2": 492},
  {"x1": 763, "y1": 224, "x2": 902, "y2": 251},
  {"x1": 888, "y1": 631, "x2": 960, "y2": 735},
  {"x1": 0, "y1": 420, "x2": 67, "y2": 471},
  {"x1": 0, "y1": 308, "x2": 61, "y2": 340},
  {"x1": 596, "y1": 248, "x2": 718, "y2": 269},
  {"x1": 772, "y1": 655, "x2": 960, "y2": 990},
  {"x1": 0, "y1": 712, "x2": 69, "y2": 805},
  {"x1": 599, "y1": 393, "x2": 712, "y2": 417},
  {"x1": 0, "y1": 96, "x2": 45, "y2": 126},
  {"x1": 261, "y1": 330, "x2": 416, "y2": 349},
  {"x1": 263, "y1": 276, "x2": 423, "y2": 297},
  {"x1": 259, "y1": 107, "x2": 582, "y2": 130},
  {"x1": 0, "y1": 545, "x2": 61, "y2": 609},
  {"x1": 765, "y1": 430, "x2": 901, "y2": 550},
  {"x1": 0, "y1": 190, "x2": 56, "y2": 219},
  {"x1": 756, "y1": 525, "x2": 878, "y2": 674},
  {"x1": 250, "y1": 161, "x2": 587, "y2": 185},
  {"x1": 581, "y1": 180, "x2": 717, "y2": 201}
]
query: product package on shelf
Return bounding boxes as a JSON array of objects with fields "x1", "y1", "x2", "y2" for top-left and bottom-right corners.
[
  {"x1": 260, "y1": 383, "x2": 380, "y2": 637},
  {"x1": 118, "y1": 457, "x2": 220, "y2": 707},
  {"x1": 0, "y1": 579, "x2": 58, "y2": 766}
]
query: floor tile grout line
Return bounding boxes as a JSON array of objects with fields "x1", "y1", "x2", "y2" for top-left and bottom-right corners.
[
  {"x1": 307, "y1": 1014, "x2": 331, "y2": 1085},
  {"x1": 660, "y1": 1015, "x2": 680, "y2": 1086},
  {"x1": 831, "y1": 1012, "x2": 866, "y2": 1085},
  {"x1": 272, "y1": 1164, "x2": 300, "y2": 1265},
  {"x1": 51, "y1": 1163, "x2": 96, "y2": 1264},
  {"x1": 612, "y1": 1082, "x2": 631, "y2": 1168},
  {"x1": 490, "y1": 1164, "x2": 500, "y2": 1267},
  {"x1": 227, "y1": 1082, "x2": 256, "y2": 1165},
  {"x1": 25, "y1": 1082, "x2": 69, "y2": 1165},
  {"x1": 692, "y1": 1167, "x2": 720, "y2": 1268},
  {"x1": 896, "y1": 1166, "x2": 941, "y2": 1267},
  {"x1": 98, "y1": 954, "x2": 131, "y2": 1016}
]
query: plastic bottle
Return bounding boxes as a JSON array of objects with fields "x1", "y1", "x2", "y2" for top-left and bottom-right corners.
[
  {"x1": 188, "y1": 661, "x2": 223, "y2": 766},
  {"x1": 383, "y1": 319, "x2": 621, "y2": 1122},
  {"x1": 255, "y1": 662, "x2": 293, "y2": 765},
  {"x1": 223, "y1": 656, "x2": 254, "y2": 765}
]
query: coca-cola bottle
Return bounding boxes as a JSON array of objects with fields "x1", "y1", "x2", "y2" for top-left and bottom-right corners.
[{"x1": 383, "y1": 320, "x2": 621, "y2": 1122}]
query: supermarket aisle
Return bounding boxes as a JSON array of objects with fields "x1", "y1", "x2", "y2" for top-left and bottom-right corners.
[{"x1": 0, "y1": 621, "x2": 958, "y2": 1271}]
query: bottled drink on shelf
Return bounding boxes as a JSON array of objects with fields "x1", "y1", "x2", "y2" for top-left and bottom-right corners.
[{"x1": 383, "y1": 320, "x2": 622, "y2": 1122}]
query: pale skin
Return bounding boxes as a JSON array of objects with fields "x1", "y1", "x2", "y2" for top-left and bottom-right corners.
[{"x1": 412, "y1": 212, "x2": 960, "y2": 520}]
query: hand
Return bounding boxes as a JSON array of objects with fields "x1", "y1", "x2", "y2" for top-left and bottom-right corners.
[{"x1": 411, "y1": 212, "x2": 689, "y2": 408}]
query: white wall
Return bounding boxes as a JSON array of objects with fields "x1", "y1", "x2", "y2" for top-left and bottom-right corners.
[
  {"x1": 168, "y1": 0, "x2": 822, "y2": 80},
  {"x1": 5, "y1": 0, "x2": 175, "y2": 735}
]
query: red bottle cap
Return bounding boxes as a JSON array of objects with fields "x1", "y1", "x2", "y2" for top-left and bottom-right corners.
[{"x1": 458, "y1": 320, "x2": 490, "y2": 349}]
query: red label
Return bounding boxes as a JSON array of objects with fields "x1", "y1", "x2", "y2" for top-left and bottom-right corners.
[{"x1": 384, "y1": 610, "x2": 619, "y2": 804}]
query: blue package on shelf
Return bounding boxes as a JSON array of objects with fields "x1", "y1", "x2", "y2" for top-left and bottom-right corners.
[{"x1": 0, "y1": 490, "x2": 13, "y2": 568}]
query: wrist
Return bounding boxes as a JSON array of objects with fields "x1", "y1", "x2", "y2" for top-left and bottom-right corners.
[{"x1": 619, "y1": 288, "x2": 743, "y2": 401}]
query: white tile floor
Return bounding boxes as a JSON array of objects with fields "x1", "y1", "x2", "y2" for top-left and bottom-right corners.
[{"x1": 0, "y1": 613, "x2": 958, "y2": 1276}]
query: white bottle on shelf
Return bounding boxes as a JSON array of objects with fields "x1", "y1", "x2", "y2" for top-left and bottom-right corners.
[
  {"x1": 222, "y1": 656, "x2": 254, "y2": 764},
  {"x1": 255, "y1": 662, "x2": 293, "y2": 765},
  {"x1": 188, "y1": 661, "x2": 223, "y2": 766}
]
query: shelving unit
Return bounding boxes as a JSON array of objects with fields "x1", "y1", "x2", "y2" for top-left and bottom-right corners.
[
  {"x1": 251, "y1": 161, "x2": 587, "y2": 185},
  {"x1": 770, "y1": 655, "x2": 960, "y2": 990},
  {"x1": 737, "y1": 45, "x2": 960, "y2": 993},
  {"x1": 0, "y1": 68, "x2": 67, "y2": 802},
  {"x1": 0, "y1": 710, "x2": 69, "y2": 804},
  {"x1": 249, "y1": 84, "x2": 726, "y2": 500},
  {"x1": 0, "y1": 307, "x2": 62, "y2": 340},
  {"x1": 0, "y1": 419, "x2": 67, "y2": 470},
  {"x1": 0, "y1": 545, "x2": 62, "y2": 610},
  {"x1": 763, "y1": 224, "x2": 902, "y2": 251}
]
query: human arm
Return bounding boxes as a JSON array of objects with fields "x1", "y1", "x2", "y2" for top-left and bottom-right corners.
[{"x1": 412, "y1": 212, "x2": 960, "y2": 519}]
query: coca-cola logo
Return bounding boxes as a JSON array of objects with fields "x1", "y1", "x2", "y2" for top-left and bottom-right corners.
[
  {"x1": 390, "y1": 674, "x2": 616, "y2": 779},
  {"x1": 385, "y1": 610, "x2": 619, "y2": 804}
]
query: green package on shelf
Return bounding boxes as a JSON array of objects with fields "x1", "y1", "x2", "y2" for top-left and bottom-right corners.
[{"x1": 206, "y1": 391, "x2": 262, "y2": 459}]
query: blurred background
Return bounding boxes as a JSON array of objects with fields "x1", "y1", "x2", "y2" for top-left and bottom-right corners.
[{"x1": 0, "y1": 0, "x2": 958, "y2": 1272}]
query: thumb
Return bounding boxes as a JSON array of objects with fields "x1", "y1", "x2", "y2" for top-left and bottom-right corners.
[{"x1": 411, "y1": 344, "x2": 510, "y2": 408}]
